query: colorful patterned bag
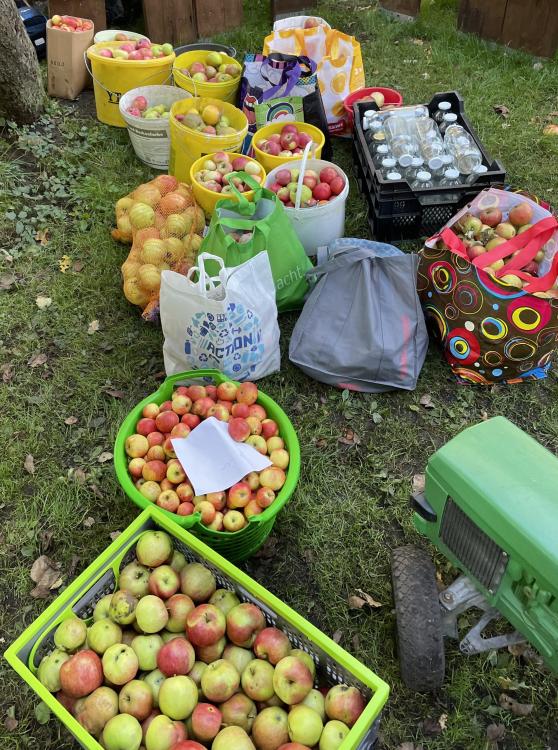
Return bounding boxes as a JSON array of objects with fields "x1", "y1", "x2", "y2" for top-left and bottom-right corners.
[{"x1": 418, "y1": 188, "x2": 558, "y2": 384}]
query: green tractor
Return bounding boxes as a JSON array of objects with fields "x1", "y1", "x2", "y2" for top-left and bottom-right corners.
[{"x1": 392, "y1": 416, "x2": 558, "y2": 691}]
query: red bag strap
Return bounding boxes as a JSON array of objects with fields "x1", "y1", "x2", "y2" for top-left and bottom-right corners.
[
  {"x1": 521, "y1": 252, "x2": 558, "y2": 294},
  {"x1": 439, "y1": 227, "x2": 468, "y2": 258}
]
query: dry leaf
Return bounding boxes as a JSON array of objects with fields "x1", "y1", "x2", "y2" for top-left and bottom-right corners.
[
  {"x1": 543, "y1": 123, "x2": 558, "y2": 136},
  {"x1": 88, "y1": 319, "x2": 100, "y2": 335},
  {"x1": 72, "y1": 467, "x2": 87, "y2": 484},
  {"x1": 412, "y1": 473, "x2": 425, "y2": 494},
  {"x1": 438, "y1": 714, "x2": 448, "y2": 730},
  {"x1": 103, "y1": 387, "x2": 125, "y2": 399},
  {"x1": 481, "y1": 410, "x2": 489, "y2": 421},
  {"x1": 493, "y1": 105, "x2": 510, "y2": 118},
  {"x1": 1, "y1": 364, "x2": 14, "y2": 383},
  {"x1": 422, "y1": 715, "x2": 445, "y2": 736},
  {"x1": 315, "y1": 438, "x2": 327, "y2": 449},
  {"x1": 64, "y1": 416, "x2": 78, "y2": 425},
  {"x1": 30, "y1": 555, "x2": 63, "y2": 598},
  {"x1": 36, "y1": 295, "x2": 52, "y2": 310},
  {"x1": 508, "y1": 642, "x2": 527, "y2": 657},
  {"x1": 352, "y1": 634, "x2": 360, "y2": 650},
  {"x1": 338, "y1": 429, "x2": 361, "y2": 446},
  {"x1": 72, "y1": 260, "x2": 84, "y2": 272},
  {"x1": 486, "y1": 723, "x2": 506, "y2": 742},
  {"x1": 348, "y1": 589, "x2": 382, "y2": 610},
  {"x1": 5, "y1": 713, "x2": 18, "y2": 732},
  {"x1": 58, "y1": 255, "x2": 71, "y2": 273},
  {"x1": 0, "y1": 273, "x2": 16, "y2": 291},
  {"x1": 24, "y1": 454, "x2": 35, "y2": 474},
  {"x1": 332, "y1": 630, "x2": 343, "y2": 644},
  {"x1": 533, "y1": 61, "x2": 543, "y2": 71},
  {"x1": 83, "y1": 517, "x2": 95, "y2": 528},
  {"x1": 90, "y1": 484, "x2": 104, "y2": 498},
  {"x1": 97, "y1": 451, "x2": 113, "y2": 463},
  {"x1": 419, "y1": 394, "x2": 434, "y2": 409},
  {"x1": 412, "y1": 37, "x2": 424, "y2": 45},
  {"x1": 35, "y1": 229, "x2": 49, "y2": 246},
  {"x1": 109, "y1": 531, "x2": 122, "y2": 541},
  {"x1": 499, "y1": 693, "x2": 533, "y2": 717},
  {"x1": 28, "y1": 353, "x2": 47, "y2": 368}
]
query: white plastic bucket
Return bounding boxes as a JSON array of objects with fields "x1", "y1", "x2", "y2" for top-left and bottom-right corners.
[
  {"x1": 119, "y1": 85, "x2": 191, "y2": 170},
  {"x1": 265, "y1": 145, "x2": 349, "y2": 256},
  {"x1": 94, "y1": 30, "x2": 145, "y2": 43}
]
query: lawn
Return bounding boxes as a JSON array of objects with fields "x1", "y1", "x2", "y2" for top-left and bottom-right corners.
[{"x1": 1, "y1": 0, "x2": 558, "y2": 748}]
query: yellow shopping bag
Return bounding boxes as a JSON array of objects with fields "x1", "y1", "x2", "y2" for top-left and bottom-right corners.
[{"x1": 263, "y1": 16, "x2": 365, "y2": 136}]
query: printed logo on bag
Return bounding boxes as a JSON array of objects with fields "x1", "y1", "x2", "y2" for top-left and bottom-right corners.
[
  {"x1": 276, "y1": 265, "x2": 304, "y2": 291},
  {"x1": 184, "y1": 303, "x2": 264, "y2": 374}
]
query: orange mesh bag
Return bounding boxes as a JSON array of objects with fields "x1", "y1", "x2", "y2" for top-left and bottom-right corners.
[{"x1": 112, "y1": 174, "x2": 205, "y2": 321}]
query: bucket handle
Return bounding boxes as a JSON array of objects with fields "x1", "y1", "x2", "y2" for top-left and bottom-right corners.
[
  {"x1": 174, "y1": 66, "x2": 199, "y2": 98},
  {"x1": 294, "y1": 139, "x2": 318, "y2": 210},
  {"x1": 83, "y1": 52, "x2": 173, "y2": 95}
]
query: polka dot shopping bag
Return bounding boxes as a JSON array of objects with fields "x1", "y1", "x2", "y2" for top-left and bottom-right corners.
[{"x1": 417, "y1": 188, "x2": 558, "y2": 384}]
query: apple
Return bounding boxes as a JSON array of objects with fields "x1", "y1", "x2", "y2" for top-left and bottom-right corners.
[
  {"x1": 126, "y1": 434, "x2": 149, "y2": 458},
  {"x1": 200, "y1": 659, "x2": 240, "y2": 702},
  {"x1": 301, "y1": 688, "x2": 326, "y2": 719},
  {"x1": 166, "y1": 593, "x2": 195, "y2": 632},
  {"x1": 485, "y1": 237, "x2": 507, "y2": 251},
  {"x1": 132, "y1": 634, "x2": 164, "y2": 671},
  {"x1": 290, "y1": 650, "x2": 316, "y2": 679},
  {"x1": 189, "y1": 661, "x2": 207, "y2": 695},
  {"x1": 186, "y1": 604, "x2": 226, "y2": 647},
  {"x1": 136, "y1": 531, "x2": 173, "y2": 567},
  {"x1": 213, "y1": 726, "x2": 256, "y2": 750},
  {"x1": 467, "y1": 244, "x2": 487, "y2": 260},
  {"x1": 228, "y1": 417, "x2": 251, "y2": 442},
  {"x1": 140, "y1": 481, "x2": 161, "y2": 502},
  {"x1": 76, "y1": 685, "x2": 119, "y2": 736},
  {"x1": 87, "y1": 619, "x2": 122, "y2": 655},
  {"x1": 245, "y1": 499, "x2": 263, "y2": 518},
  {"x1": 191, "y1": 702, "x2": 222, "y2": 742},
  {"x1": 119, "y1": 562, "x2": 150, "y2": 598},
  {"x1": 288, "y1": 704, "x2": 323, "y2": 746},
  {"x1": 157, "y1": 637, "x2": 195, "y2": 676},
  {"x1": 253, "y1": 627, "x2": 292, "y2": 665},
  {"x1": 222, "y1": 644, "x2": 254, "y2": 675},
  {"x1": 196, "y1": 635, "x2": 226, "y2": 663},
  {"x1": 495, "y1": 222, "x2": 516, "y2": 239},
  {"x1": 143, "y1": 669, "x2": 165, "y2": 708},
  {"x1": 252, "y1": 707, "x2": 289, "y2": 750},
  {"x1": 209, "y1": 589, "x2": 241, "y2": 616},
  {"x1": 226, "y1": 603, "x2": 266, "y2": 647},
  {"x1": 256, "y1": 487, "x2": 276, "y2": 509},
  {"x1": 119, "y1": 679, "x2": 153, "y2": 721},
  {"x1": 38, "y1": 649, "x2": 70, "y2": 692},
  {"x1": 60, "y1": 650, "x2": 103, "y2": 698},
  {"x1": 509, "y1": 201, "x2": 534, "y2": 227},
  {"x1": 479, "y1": 207, "x2": 502, "y2": 227},
  {"x1": 325, "y1": 685, "x2": 364, "y2": 727},
  {"x1": 216, "y1": 381, "x2": 238, "y2": 401},
  {"x1": 180, "y1": 563, "x2": 216, "y2": 601},
  {"x1": 109, "y1": 590, "x2": 137, "y2": 625},
  {"x1": 259, "y1": 467, "x2": 286, "y2": 491},
  {"x1": 135, "y1": 595, "x2": 169, "y2": 633},
  {"x1": 170, "y1": 743, "x2": 205, "y2": 750},
  {"x1": 93, "y1": 594, "x2": 113, "y2": 622},
  {"x1": 54, "y1": 617, "x2": 87, "y2": 652},
  {"x1": 319, "y1": 719, "x2": 350, "y2": 750},
  {"x1": 241, "y1": 659, "x2": 275, "y2": 701},
  {"x1": 270, "y1": 449, "x2": 289, "y2": 470},
  {"x1": 329, "y1": 176, "x2": 345, "y2": 195},
  {"x1": 267, "y1": 436, "x2": 284, "y2": 453},
  {"x1": 102, "y1": 644, "x2": 138, "y2": 685},
  {"x1": 220, "y1": 692, "x2": 257, "y2": 733},
  {"x1": 158, "y1": 675, "x2": 198, "y2": 720},
  {"x1": 149, "y1": 565, "x2": 180, "y2": 598},
  {"x1": 273, "y1": 656, "x2": 313, "y2": 705},
  {"x1": 227, "y1": 481, "x2": 251, "y2": 509},
  {"x1": 144, "y1": 713, "x2": 187, "y2": 750},
  {"x1": 102, "y1": 713, "x2": 143, "y2": 750}
]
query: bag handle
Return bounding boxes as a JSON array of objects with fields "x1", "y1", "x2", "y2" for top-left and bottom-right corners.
[
  {"x1": 308, "y1": 244, "x2": 381, "y2": 279},
  {"x1": 84, "y1": 52, "x2": 173, "y2": 92},
  {"x1": 186, "y1": 253, "x2": 226, "y2": 293},
  {"x1": 214, "y1": 171, "x2": 264, "y2": 216},
  {"x1": 294, "y1": 140, "x2": 318, "y2": 210},
  {"x1": 259, "y1": 54, "x2": 316, "y2": 101}
]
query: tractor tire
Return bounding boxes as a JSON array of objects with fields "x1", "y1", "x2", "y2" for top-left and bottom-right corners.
[{"x1": 391, "y1": 545, "x2": 445, "y2": 692}]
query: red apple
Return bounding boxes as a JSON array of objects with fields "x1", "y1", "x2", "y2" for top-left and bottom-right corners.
[
  {"x1": 226, "y1": 603, "x2": 265, "y2": 647},
  {"x1": 60, "y1": 650, "x2": 103, "y2": 698},
  {"x1": 479, "y1": 207, "x2": 502, "y2": 227},
  {"x1": 186, "y1": 604, "x2": 226, "y2": 646},
  {"x1": 253, "y1": 627, "x2": 292, "y2": 665},
  {"x1": 324, "y1": 684, "x2": 365, "y2": 727},
  {"x1": 157, "y1": 638, "x2": 196, "y2": 677},
  {"x1": 149, "y1": 565, "x2": 180, "y2": 598},
  {"x1": 237, "y1": 382, "x2": 258, "y2": 405},
  {"x1": 191, "y1": 703, "x2": 222, "y2": 742},
  {"x1": 319, "y1": 167, "x2": 337, "y2": 184},
  {"x1": 228, "y1": 417, "x2": 250, "y2": 442},
  {"x1": 313, "y1": 182, "x2": 331, "y2": 201}
]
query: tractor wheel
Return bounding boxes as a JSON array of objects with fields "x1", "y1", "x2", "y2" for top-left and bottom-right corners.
[{"x1": 391, "y1": 545, "x2": 445, "y2": 692}]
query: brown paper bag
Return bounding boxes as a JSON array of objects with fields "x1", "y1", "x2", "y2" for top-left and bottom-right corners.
[{"x1": 47, "y1": 20, "x2": 94, "y2": 100}]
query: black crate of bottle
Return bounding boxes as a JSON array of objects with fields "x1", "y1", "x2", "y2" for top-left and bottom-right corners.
[{"x1": 352, "y1": 91, "x2": 506, "y2": 242}]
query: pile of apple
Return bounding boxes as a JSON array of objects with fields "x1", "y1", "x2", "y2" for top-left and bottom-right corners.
[
  {"x1": 50, "y1": 14, "x2": 93, "y2": 31},
  {"x1": 268, "y1": 166, "x2": 345, "y2": 208},
  {"x1": 180, "y1": 51, "x2": 241, "y2": 84},
  {"x1": 37, "y1": 531, "x2": 365, "y2": 749},
  {"x1": 256, "y1": 124, "x2": 316, "y2": 158},
  {"x1": 125, "y1": 381, "x2": 289, "y2": 531},
  {"x1": 126, "y1": 96, "x2": 171, "y2": 120},
  {"x1": 97, "y1": 39, "x2": 174, "y2": 60},
  {"x1": 175, "y1": 105, "x2": 237, "y2": 137},
  {"x1": 193, "y1": 153, "x2": 263, "y2": 195},
  {"x1": 452, "y1": 200, "x2": 552, "y2": 290}
]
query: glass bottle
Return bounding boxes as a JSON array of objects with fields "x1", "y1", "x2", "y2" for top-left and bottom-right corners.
[
  {"x1": 439, "y1": 112, "x2": 458, "y2": 135},
  {"x1": 441, "y1": 153, "x2": 455, "y2": 170},
  {"x1": 380, "y1": 157, "x2": 397, "y2": 179},
  {"x1": 466, "y1": 164, "x2": 488, "y2": 184},
  {"x1": 404, "y1": 156, "x2": 424, "y2": 183},
  {"x1": 373, "y1": 143, "x2": 391, "y2": 168},
  {"x1": 365, "y1": 130, "x2": 387, "y2": 152},
  {"x1": 427, "y1": 156, "x2": 445, "y2": 181},
  {"x1": 440, "y1": 168, "x2": 461, "y2": 187},
  {"x1": 433, "y1": 100, "x2": 452, "y2": 124},
  {"x1": 410, "y1": 170, "x2": 433, "y2": 190}
]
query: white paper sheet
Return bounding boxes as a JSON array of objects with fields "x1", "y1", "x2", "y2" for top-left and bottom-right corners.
[{"x1": 171, "y1": 417, "x2": 272, "y2": 496}]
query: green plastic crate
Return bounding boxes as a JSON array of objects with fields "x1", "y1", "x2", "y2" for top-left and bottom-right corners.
[
  {"x1": 114, "y1": 369, "x2": 300, "y2": 563},
  {"x1": 5, "y1": 507, "x2": 389, "y2": 750}
]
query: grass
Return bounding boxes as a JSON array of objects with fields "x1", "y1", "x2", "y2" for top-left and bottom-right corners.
[{"x1": 1, "y1": 0, "x2": 558, "y2": 747}]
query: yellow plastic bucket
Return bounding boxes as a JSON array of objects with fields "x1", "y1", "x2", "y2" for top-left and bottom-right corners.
[
  {"x1": 173, "y1": 50, "x2": 241, "y2": 104},
  {"x1": 86, "y1": 42, "x2": 175, "y2": 127},
  {"x1": 251, "y1": 121, "x2": 325, "y2": 173},
  {"x1": 190, "y1": 152, "x2": 267, "y2": 218},
  {"x1": 169, "y1": 97, "x2": 248, "y2": 184}
]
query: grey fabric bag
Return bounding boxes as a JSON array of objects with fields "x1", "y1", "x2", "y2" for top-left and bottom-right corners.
[{"x1": 289, "y1": 238, "x2": 429, "y2": 392}]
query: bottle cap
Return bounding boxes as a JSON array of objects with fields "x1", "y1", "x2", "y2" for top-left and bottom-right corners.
[
  {"x1": 445, "y1": 168, "x2": 459, "y2": 179},
  {"x1": 411, "y1": 157, "x2": 424, "y2": 168},
  {"x1": 377, "y1": 144, "x2": 389, "y2": 154},
  {"x1": 372, "y1": 132, "x2": 386, "y2": 143},
  {"x1": 417, "y1": 171, "x2": 431, "y2": 181},
  {"x1": 443, "y1": 113, "x2": 458, "y2": 123},
  {"x1": 475, "y1": 164, "x2": 488, "y2": 174},
  {"x1": 439, "y1": 101, "x2": 451, "y2": 111},
  {"x1": 398, "y1": 154, "x2": 413, "y2": 168},
  {"x1": 386, "y1": 172, "x2": 402, "y2": 181},
  {"x1": 382, "y1": 157, "x2": 396, "y2": 168},
  {"x1": 428, "y1": 156, "x2": 444, "y2": 171},
  {"x1": 441, "y1": 154, "x2": 453, "y2": 166}
]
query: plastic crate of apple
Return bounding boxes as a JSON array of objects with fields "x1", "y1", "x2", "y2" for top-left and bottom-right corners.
[
  {"x1": 269, "y1": 165, "x2": 346, "y2": 208},
  {"x1": 194, "y1": 153, "x2": 264, "y2": 195},
  {"x1": 35, "y1": 530, "x2": 367, "y2": 750},
  {"x1": 97, "y1": 38, "x2": 174, "y2": 60},
  {"x1": 452, "y1": 201, "x2": 551, "y2": 289},
  {"x1": 257, "y1": 124, "x2": 317, "y2": 158},
  {"x1": 49, "y1": 14, "x2": 93, "y2": 31},
  {"x1": 125, "y1": 382, "x2": 290, "y2": 530},
  {"x1": 180, "y1": 51, "x2": 241, "y2": 85},
  {"x1": 174, "y1": 105, "x2": 238, "y2": 137}
]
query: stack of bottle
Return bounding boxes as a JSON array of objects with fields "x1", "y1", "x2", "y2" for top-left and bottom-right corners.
[{"x1": 362, "y1": 100, "x2": 487, "y2": 189}]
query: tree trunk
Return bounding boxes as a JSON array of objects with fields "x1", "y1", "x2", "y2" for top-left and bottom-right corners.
[{"x1": 0, "y1": 0, "x2": 45, "y2": 123}]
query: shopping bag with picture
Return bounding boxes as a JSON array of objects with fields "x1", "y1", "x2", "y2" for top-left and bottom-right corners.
[
  {"x1": 159, "y1": 252, "x2": 280, "y2": 380},
  {"x1": 418, "y1": 188, "x2": 558, "y2": 384}
]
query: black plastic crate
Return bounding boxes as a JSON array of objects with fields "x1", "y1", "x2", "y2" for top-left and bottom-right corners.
[{"x1": 352, "y1": 91, "x2": 506, "y2": 242}]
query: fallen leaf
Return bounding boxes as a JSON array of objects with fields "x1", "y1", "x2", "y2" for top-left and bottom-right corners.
[
  {"x1": 35, "y1": 295, "x2": 52, "y2": 310},
  {"x1": 68, "y1": 554, "x2": 81, "y2": 577},
  {"x1": 72, "y1": 260, "x2": 84, "y2": 272},
  {"x1": 28, "y1": 353, "x2": 47, "y2": 368},
  {"x1": 4, "y1": 717, "x2": 18, "y2": 732},
  {"x1": 0, "y1": 273, "x2": 16, "y2": 291},
  {"x1": 90, "y1": 484, "x2": 104, "y2": 498},
  {"x1": 314, "y1": 438, "x2": 327, "y2": 449},
  {"x1": 543, "y1": 123, "x2": 558, "y2": 136},
  {"x1": 419, "y1": 393, "x2": 434, "y2": 409},
  {"x1": 348, "y1": 589, "x2": 382, "y2": 610},
  {"x1": 24, "y1": 454, "x2": 35, "y2": 474},
  {"x1": 88, "y1": 319, "x2": 100, "y2": 334},
  {"x1": 338, "y1": 429, "x2": 361, "y2": 446},
  {"x1": 34, "y1": 701, "x2": 51, "y2": 725},
  {"x1": 64, "y1": 415, "x2": 78, "y2": 425},
  {"x1": 40, "y1": 530, "x2": 54, "y2": 551},
  {"x1": 533, "y1": 61, "x2": 543, "y2": 71},
  {"x1": 58, "y1": 255, "x2": 71, "y2": 273},
  {"x1": 103, "y1": 387, "x2": 125, "y2": 399},
  {"x1": 438, "y1": 714, "x2": 448, "y2": 730},
  {"x1": 498, "y1": 676, "x2": 529, "y2": 691},
  {"x1": 109, "y1": 531, "x2": 122, "y2": 541},
  {"x1": 422, "y1": 715, "x2": 445, "y2": 736},
  {"x1": 412, "y1": 473, "x2": 425, "y2": 494},
  {"x1": 72, "y1": 467, "x2": 87, "y2": 484},
  {"x1": 1, "y1": 364, "x2": 14, "y2": 383},
  {"x1": 493, "y1": 104, "x2": 510, "y2": 118},
  {"x1": 486, "y1": 723, "x2": 506, "y2": 742},
  {"x1": 35, "y1": 229, "x2": 49, "y2": 246},
  {"x1": 30, "y1": 555, "x2": 63, "y2": 598},
  {"x1": 499, "y1": 693, "x2": 533, "y2": 717},
  {"x1": 508, "y1": 642, "x2": 527, "y2": 657},
  {"x1": 412, "y1": 37, "x2": 424, "y2": 45},
  {"x1": 97, "y1": 451, "x2": 113, "y2": 463},
  {"x1": 481, "y1": 410, "x2": 489, "y2": 420},
  {"x1": 332, "y1": 630, "x2": 343, "y2": 644},
  {"x1": 83, "y1": 517, "x2": 95, "y2": 528},
  {"x1": 372, "y1": 412, "x2": 383, "y2": 424},
  {"x1": 352, "y1": 634, "x2": 360, "y2": 650}
]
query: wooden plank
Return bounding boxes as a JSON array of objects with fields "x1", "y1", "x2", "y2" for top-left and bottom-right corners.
[
  {"x1": 458, "y1": 0, "x2": 507, "y2": 42},
  {"x1": 194, "y1": 0, "x2": 243, "y2": 38},
  {"x1": 378, "y1": 0, "x2": 421, "y2": 18},
  {"x1": 143, "y1": 0, "x2": 196, "y2": 46},
  {"x1": 48, "y1": 0, "x2": 106, "y2": 30},
  {"x1": 272, "y1": 0, "x2": 317, "y2": 19},
  {"x1": 501, "y1": 0, "x2": 558, "y2": 58}
]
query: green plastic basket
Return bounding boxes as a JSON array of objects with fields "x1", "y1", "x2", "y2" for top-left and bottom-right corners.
[
  {"x1": 114, "y1": 370, "x2": 300, "y2": 563},
  {"x1": 5, "y1": 507, "x2": 389, "y2": 750}
]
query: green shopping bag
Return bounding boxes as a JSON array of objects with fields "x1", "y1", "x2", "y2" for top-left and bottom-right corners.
[{"x1": 200, "y1": 173, "x2": 312, "y2": 312}]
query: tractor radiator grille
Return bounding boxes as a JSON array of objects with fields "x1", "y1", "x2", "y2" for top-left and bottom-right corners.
[{"x1": 440, "y1": 499, "x2": 508, "y2": 592}]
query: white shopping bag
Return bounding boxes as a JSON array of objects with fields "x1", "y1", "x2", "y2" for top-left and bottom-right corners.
[{"x1": 160, "y1": 253, "x2": 280, "y2": 381}]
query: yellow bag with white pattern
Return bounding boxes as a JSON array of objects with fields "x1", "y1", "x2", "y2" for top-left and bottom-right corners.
[{"x1": 263, "y1": 16, "x2": 365, "y2": 136}]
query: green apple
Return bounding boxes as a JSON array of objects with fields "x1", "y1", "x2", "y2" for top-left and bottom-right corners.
[
  {"x1": 142, "y1": 668, "x2": 165, "y2": 707},
  {"x1": 131, "y1": 634, "x2": 163, "y2": 671},
  {"x1": 301, "y1": 688, "x2": 326, "y2": 719},
  {"x1": 201, "y1": 659, "x2": 239, "y2": 703},
  {"x1": 319, "y1": 719, "x2": 350, "y2": 750},
  {"x1": 144, "y1": 714, "x2": 187, "y2": 750},
  {"x1": 118, "y1": 562, "x2": 150, "y2": 598},
  {"x1": 102, "y1": 713, "x2": 142, "y2": 750},
  {"x1": 102, "y1": 644, "x2": 138, "y2": 685},
  {"x1": 213, "y1": 726, "x2": 255, "y2": 750},
  {"x1": 54, "y1": 617, "x2": 87, "y2": 652},
  {"x1": 87, "y1": 619, "x2": 122, "y2": 655},
  {"x1": 37, "y1": 649, "x2": 70, "y2": 692},
  {"x1": 109, "y1": 590, "x2": 137, "y2": 626},
  {"x1": 93, "y1": 594, "x2": 113, "y2": 621},
  {"x1": 169, "y1": 550, "x2": 187, "y2": 573},
  {"x1": 241, "y1": 659, "x2": 275, "y2": 702},
  {"x1": 136, "y1": 531, "x2": 173, "y2": 567},
  {"x1": 158, "y1": 675, "x2": 198, "y2": 720},
  {"x1": 209, "y1": 589, "x2": 240, "y2": 616},
  {"x1": 288, "y1": 703, "x2": 323, "y2": 746},
  {"x1": 188, "y1": 661, "x2": 207, "y2": 697},
  {"x1": 252, "y1": 707, "x2": 288, "y2": 749},
  {"x1": 161, "y1": 43, "x2": 174, "y2": 56},
  {"x1": 135, "y1": 595, "x2": 169, "y2": 633},
  {"x1": 206, "y1": 51, "x2": 223, "y2": 68},
  {"x1": 76, "y1": 686, "x2": 118, "y2": 736},
  {"x1": 222, "y1": 644, "x2": 253, "y2": 675}
]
